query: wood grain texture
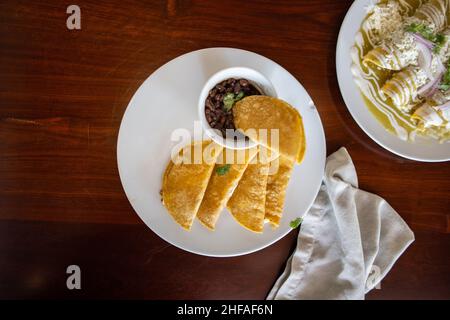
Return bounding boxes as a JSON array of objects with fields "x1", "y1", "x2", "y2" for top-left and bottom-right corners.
[{"x1": 0, "y1": 0, "x2": 449, "y2": 299}]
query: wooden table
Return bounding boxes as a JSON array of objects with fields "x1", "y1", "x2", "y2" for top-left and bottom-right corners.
[{"x1": 1, "y1": 0, "x2": 449, "y2": 299}]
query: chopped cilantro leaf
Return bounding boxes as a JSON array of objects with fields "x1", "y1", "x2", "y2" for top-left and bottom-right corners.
[
  {"x1": 406, "y1": 23, "x2": 435, "y2": 41},
  {"x1": 235, "y1": 91, "x2": 245, "y2": 101},
  {"x1": 433, "y1": 33, "x2": 446, "y2": 53},
  {"x1": 223, "y1": 93, "x2": 236, "y2": 111},
  {"x1": 439, "y1": 83, "x2": 450, "y2": 91},
  {"x1": 223, "y1": 91, "x2": 246, "y2": 111},
  {"x1": 216, "y1": 164, "x2": 231, "y2": 176},
  {"x1": 289, "y1": 217, "x2": 303, "y2": 229},
  {"x1": 439, "y1": 61, "x2": 450, "y2": 92},
  {"x1": 406, "y1": 23, "x2": 446, "y2": 53}
]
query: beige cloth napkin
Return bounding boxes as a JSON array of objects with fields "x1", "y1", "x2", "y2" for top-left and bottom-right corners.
[{"x1": 267, "y1": 147, "x2": 415, "y2": 300}]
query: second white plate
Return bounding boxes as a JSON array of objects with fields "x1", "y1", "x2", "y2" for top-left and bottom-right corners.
[{"x1": 336, "y1": 0, "x2": 450, "y2": 162}]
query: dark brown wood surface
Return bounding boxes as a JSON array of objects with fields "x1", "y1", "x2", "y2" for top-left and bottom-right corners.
[{"x1": 0, "y1": 0, "x2": 449, "y2": 299}]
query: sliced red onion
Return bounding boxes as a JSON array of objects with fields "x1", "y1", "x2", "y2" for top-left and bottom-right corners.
[
  {"x1": 412, "y1": 33, "x2": 447, "y2": 79},
  {"x1": 434, "y1": 100, "x2": 450, "y2": 111},
  {"x1": 412, "y1": 33, "x2": 434, "y2": 50},
  {"x1": 416, "y1": 41, "x2": 434, "y2": 79},
  {"x1": 436, "y1": 57, "x2": 446, "y2": 74},
  {"x1": 417, "y1": 73, "x2": 443, "y2": 98}
]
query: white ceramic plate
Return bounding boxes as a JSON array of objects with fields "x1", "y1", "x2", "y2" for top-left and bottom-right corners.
[
  {"x1": 336, "y1": 0, "x2": 450, "y2": 162},
  {"x1": 117, "y1": 48, "x2": 326, "y2": 257}
]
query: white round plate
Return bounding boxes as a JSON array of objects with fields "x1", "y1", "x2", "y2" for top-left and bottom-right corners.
[
  {"x1": 117, "y1": 48, "x2": 326, "y2": 257},
  {"x1": 336, "y1": 0, "x2": 450, "y2": 162}
]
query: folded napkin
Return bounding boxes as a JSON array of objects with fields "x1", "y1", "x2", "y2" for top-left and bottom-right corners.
[{"x1": 267, "y1": 147, "x2": 415, "y2": 300}]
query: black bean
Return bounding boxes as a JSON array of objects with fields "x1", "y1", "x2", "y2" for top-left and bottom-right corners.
[
  {"x1": 206, "y1": 98, "x2": 214, "y2": 109},
  {"x1": 204, "y1": 77, "x2": 264, "y2": 138},
  {"x1": 234, "y1": 83, "x2": 241, "y2": 94},
  {"x1": 239, "y1": 79, "x2": 249, "y2": 87}
]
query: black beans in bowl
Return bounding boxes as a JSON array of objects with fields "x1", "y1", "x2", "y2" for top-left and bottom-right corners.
[{"x1": 204, "y1": 78, "x2": 262, "y2": 138}]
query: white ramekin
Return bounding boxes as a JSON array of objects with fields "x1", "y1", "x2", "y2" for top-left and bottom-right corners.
[{"x1": 198, "y1": 67, "x2": 277, "y2": 149}]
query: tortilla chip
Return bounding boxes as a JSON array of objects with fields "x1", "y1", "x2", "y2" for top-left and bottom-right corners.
[
  {"x1": 233, "y1": 96, "x2": 306, "y2": 163},
  {"x1": 227, "y1": 160, "x2": 270, "y2": 233},
  {"x1": 265, "y1": 156, "x2": 295, "y2": 227},
  {"x1": 197, "y1": 147, "x2": 259, "y2": 230},
  {"x1": 161, "y1": 140, "x2": 222, "y2": 230}
]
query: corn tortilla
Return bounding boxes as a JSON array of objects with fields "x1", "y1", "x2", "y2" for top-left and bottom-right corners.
[
  {"x1": 227, "y1": 160, "x2": 270, "y2": 233},
  {"x1": 265, "y1": 156, "x2": 295, "y2": 227},
  {"x1": 196, "y1": 147, "x2": 259, "y2": 230},
  {"x1": 161, "y1": 140, "x2": 222, "y2": 230},
  {"x1": 233, "y1": 96, "x2": 306, "y2": 163}
]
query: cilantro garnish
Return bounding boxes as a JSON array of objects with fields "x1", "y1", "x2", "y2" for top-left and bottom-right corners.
[
  {"x1": 216, "y1": 164, "x2": 231, "y2": 176},
  {"x1": 289, "y1": 217, "x2": 303, "y2": 229},
  {"x1": 406, "y1": 23, "x2": 435, "y2": 41},
  {"x1": 433, "y1": 33, "x2": 446, "y2": 53},
  {"x1": 223, "y1": 93, "x2": 235, "y2": 111},
  {"x1": 439, "y1": 61, "x2": 450, "y2": 91},
  {"x1": 223, "y1": 91, "x2": 245, "y2": 111},
  {"x1": 235, "y1": 91, "x2": 244, "y2": 101},
  {"x1": 406, "y1": 23, "x2": 446, "y2": 53}
]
